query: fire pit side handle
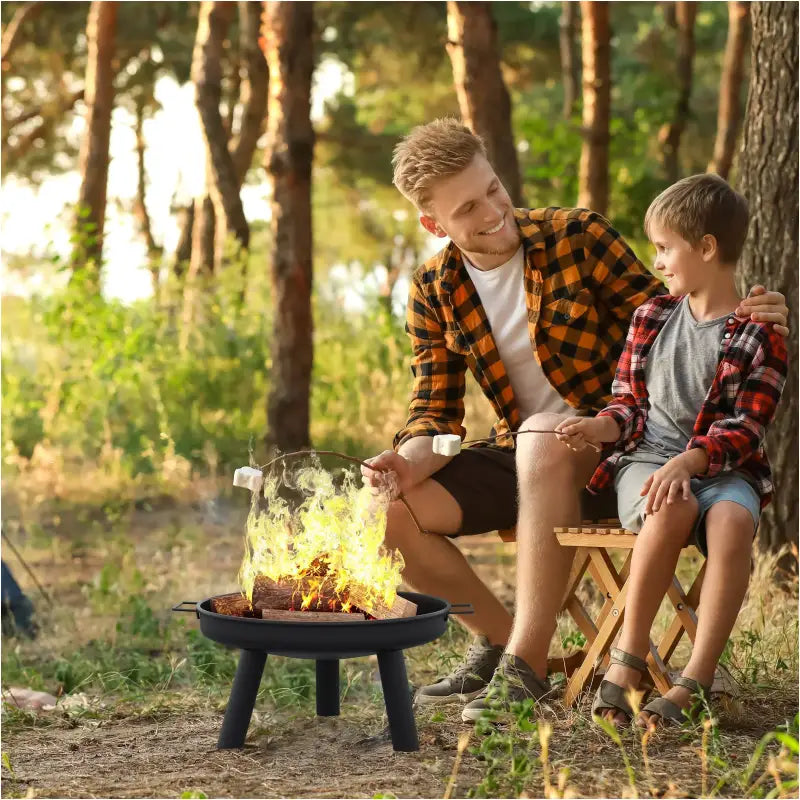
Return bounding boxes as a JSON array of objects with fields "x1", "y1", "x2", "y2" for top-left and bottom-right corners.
[
  {"x1": 171, "y1": 601, "x2": 200, "y2": 619},
  {"x1": 449, "y1": 603, "x2": 474, "y2": 616}
]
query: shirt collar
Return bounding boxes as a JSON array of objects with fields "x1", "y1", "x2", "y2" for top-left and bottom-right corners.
[{"x1": 439, "y1": 209, "x2": 548, "y2": 289}]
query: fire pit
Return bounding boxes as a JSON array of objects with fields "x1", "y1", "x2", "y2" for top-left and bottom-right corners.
[{"x1": 173, "y1": 591, "x2": 470, "y2": 752}]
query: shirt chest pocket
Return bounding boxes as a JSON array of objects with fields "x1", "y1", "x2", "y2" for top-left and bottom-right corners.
[
  {"x1": 538, "y1": 287, "x2": 601, "y2": 363},
  {"x1": 540, "y1": 287, "x2": 595, "y2": 325}
]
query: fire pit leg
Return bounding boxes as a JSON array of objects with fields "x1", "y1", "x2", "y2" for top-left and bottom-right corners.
[
  {"x1": 377, "y1": 649, "x2": 419, "y2": 752},
  {"x1": 315, "y1": 659, "x2": 340, "y2": 716},
  {"x1": 217, "y1": 649, "x2": 267, "y2": 749}
]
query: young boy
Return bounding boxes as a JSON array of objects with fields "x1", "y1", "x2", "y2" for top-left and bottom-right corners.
[{"x1": 555, "y1": 173, "x2": 788, "y2": 728}]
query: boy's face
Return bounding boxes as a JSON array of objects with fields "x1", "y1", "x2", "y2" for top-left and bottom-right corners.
[
  {"x1": 649, "y1": 221, "x2": 713, "y2": 295},
  {"x1": 418, "y1": 154, "x2": 521, "y2": 262}
]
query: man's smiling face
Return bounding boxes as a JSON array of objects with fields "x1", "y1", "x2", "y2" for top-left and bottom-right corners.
[{"x1": 419, "y1": 154, "x2": 521, "y2": 267}]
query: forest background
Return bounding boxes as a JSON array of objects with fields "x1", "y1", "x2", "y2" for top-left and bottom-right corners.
[{"x1": 2, "y1": 1, "x2": 796, "y2": 549}]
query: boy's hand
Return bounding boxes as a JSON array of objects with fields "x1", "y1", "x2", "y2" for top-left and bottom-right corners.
[
  {"x1": 554, "y1": 416, "x2": 621, "y2": 452},
  {"x1": 737, "y1": 285, "x2": 789, "y2": 337},
  {"x1": 361, "y1": 450, "x2": 413, "y2": 500},
  {"x1": 640, "y1": 457, "x2": 693, "y2": 515}
]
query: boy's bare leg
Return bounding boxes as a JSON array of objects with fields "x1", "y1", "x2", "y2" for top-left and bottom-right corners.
[
  {"x1": 505, "y1": 413, "x2": 601, "y2": 677},
  {"x1": 385, "y1": 478, "x2": 513, "y2": 646},
  {"x1": 639, "y1": 501, "x2": 754, "y2": 726},
  {"x1": 599, "y1": 497, "x2": 699, "y2": 724}
]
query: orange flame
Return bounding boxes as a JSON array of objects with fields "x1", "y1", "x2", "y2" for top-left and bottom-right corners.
[{"x1": 239, "y1": 463, "x2": 403, "y2": 615}]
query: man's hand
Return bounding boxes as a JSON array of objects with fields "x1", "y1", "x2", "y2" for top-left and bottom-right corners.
[
  {"x1": 361, "y1": 450, "x2": 414, "y2": 500},
  {"x1": 639, "y1": 450, "x2": 705, "y2": 515},
  {"x1": 737, "y1": 285, "x2": 789, "y2": 337},
  {"x1": 554, "y1": 416, "x2": 621, "y2": 452}
]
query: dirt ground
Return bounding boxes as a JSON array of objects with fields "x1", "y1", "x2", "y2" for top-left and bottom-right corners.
[
  {"x1": 4, "y1": 689, "x2": 797, "y2": 799},
  {"x1": 2, "y1": 709, "x2": 484, "y2": 799}
]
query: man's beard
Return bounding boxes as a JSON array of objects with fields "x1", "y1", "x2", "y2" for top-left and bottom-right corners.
[
  {"x1": 467, "y1": 240, "x2": 520, "y2": 256},
  {"x1": 460, "y1": 228, "x2": 521, "y2": 257}
]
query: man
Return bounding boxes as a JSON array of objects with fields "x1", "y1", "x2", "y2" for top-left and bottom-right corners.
[{"x1": 361, "y1": 119, "x2": 789, "y2": 722}]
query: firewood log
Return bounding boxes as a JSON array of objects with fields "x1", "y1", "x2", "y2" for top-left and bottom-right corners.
[
  {"x1": 210, "y1": 594, "x2": 258, "y2": 617},
  {"x1": 345, "y1": 588, "x2": 417, "y2": 620},
  {"x1": 261, "y1": 609, "x2": 366, "y2": 622},
  {"x1": 251, "y1": 575, "x2": 346, "y2": 612}
]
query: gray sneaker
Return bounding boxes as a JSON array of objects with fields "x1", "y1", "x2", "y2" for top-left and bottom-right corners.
[
  {"x1": 461, "y1": 653, "x2": 553, "y2": 722},
  {"x1": 415, "y1": 635, "x2": 504, "y2": 705}
]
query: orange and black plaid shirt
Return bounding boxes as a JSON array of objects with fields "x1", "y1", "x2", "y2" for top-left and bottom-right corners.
[{"x1": 393, "y1": 207, "x2": 663, "y2": 450}]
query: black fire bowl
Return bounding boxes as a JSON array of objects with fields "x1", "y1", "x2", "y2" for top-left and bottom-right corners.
[{"x1": 173, "y1": 591, "x2": 470, "y2": 752}]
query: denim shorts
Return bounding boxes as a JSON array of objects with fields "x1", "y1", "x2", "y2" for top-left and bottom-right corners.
[{"x1": 614, "y1": 459, "x2": 761, "y2": 556}]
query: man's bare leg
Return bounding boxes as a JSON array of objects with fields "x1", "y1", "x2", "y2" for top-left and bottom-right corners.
[
  {"x1": 505, "y1": 412, "x2": 600, "y2": 677},
  {"x1": 385, "y1": 478, "x2": 513, "y2": 646}
]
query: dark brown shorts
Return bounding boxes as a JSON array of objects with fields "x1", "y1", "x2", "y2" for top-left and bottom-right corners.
[{"x1": 428, "y1": 445, "x2": 618, "y2": 536}]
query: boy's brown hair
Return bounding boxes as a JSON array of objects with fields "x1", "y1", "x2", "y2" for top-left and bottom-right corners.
[
  {"x1": 644, "y1": 173, "x2": 749, "y2": 264},
  {"x1": 392, "y1": 118, "x2": 486, "y2": 211}
]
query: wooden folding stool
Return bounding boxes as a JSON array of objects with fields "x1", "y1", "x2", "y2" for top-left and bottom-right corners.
[{"x1": 497, "y1": 521, "x2": 707, "y2": 705}]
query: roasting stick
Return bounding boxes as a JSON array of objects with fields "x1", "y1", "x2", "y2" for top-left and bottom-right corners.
[
  {"x1": 234, "y1": 429, "x2": 596, "y2": 536},
  {"x1": 433, "y1": 428, "x2": 602, "y2": 454},
  {"x1": 240, "y1": 450, "x2": 428, "y2": 537}
]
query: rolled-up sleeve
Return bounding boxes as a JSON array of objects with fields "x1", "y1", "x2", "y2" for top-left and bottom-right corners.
[
  {"x1": 596, "y1": 305, "x2": 647, "y2": 444},
  {"x1": 392, "y1": 274, "x2": 467, "y2": 449}
]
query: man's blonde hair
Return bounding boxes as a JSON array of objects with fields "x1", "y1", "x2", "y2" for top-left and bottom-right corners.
[
  {"x1": 644, "y1": 173, "x2": 749, "y2": 263},
  {"x1": 392, "y1": 118, "x2": 487, "y2": 210}
]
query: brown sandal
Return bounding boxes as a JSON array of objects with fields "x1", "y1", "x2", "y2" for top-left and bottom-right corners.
[
  {"x1": 591, "y1": 647, "x2": 649, "y2": 724},
  {"x1": 638, "y1": 676, "x2": 712, "y2": 728}
]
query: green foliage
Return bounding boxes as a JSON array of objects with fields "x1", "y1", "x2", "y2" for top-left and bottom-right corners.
[
  {"x1": 185, "y1": 629, "x2": 238, "y2": 684},
  {"x1": 469, "y1": 701, "x2": 542, "y2": 799},
  {"x1": 1, "y1": 752, "x2": 15, "y2": 779},
  {"x1": 2, "y1": 246, "x2": 413, "y2": 479}
]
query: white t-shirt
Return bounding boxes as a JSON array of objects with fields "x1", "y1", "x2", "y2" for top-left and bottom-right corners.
[{"x1": 463, "y1": 246, "x2": 573, "y2": 420}]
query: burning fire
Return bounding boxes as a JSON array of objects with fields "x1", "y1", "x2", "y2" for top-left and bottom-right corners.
[{"x1": 238, "y1": 462, "x2": 404, "y2": 616}]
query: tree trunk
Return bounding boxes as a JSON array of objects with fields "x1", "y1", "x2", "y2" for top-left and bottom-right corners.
[
  {"x1": 133, "y1": 90, "x2": 163, "y2": 293},
  {"x1": 445, "y1": 1, "x2": 522, "y2": 205},
  {"x1": 175, "y1": 0, "x2": 266, "y2": 272},
  {"x1": 560, "y1": 1, "x2": 579, "y2": 118},
  {"x1": 659, "y1": 1, "x2": 697, "y2": 183},
  {"x1": 192, "y1": 0, "x2": 249, "y2": 272},
  {"x1": 736, "y1": 1, "x2": 798, "y2": 553},
  {"x1": 663, "y1": 1, "x2": 677, "y2": 29},
  {"x1": 189, "y1": 161, "x2": 216, "y2": 279},
  {"x1": 708, "y1": 2, "x2": 750, "y2": 179},
  {"x1": 578, "y1": 0, "x2": 610, "y2": 215},
  {"x1": 71, "y1": 0, "x2": 118, "y2": 278},
  {"x1": 263, "y1": 1, "x2": 315, "y2": 453},
  {"x1": 229, "y1": 0, "x2": 269, "y2": 186},
  {"x1": 172, "y1": 203, "x2": 194, "y2": 277}
]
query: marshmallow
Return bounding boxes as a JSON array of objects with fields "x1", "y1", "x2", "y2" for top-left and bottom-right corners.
[
  {"x1": 233, "y1": 466, "x2": 264, "y2": 493},
  {"x1": 432, "y1": 434, "x2": 462, "y2": 456}
]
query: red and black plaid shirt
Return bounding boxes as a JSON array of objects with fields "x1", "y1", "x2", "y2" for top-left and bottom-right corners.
[{"x1": 589, "y1": 294, "x2": 788, "y2": 507}]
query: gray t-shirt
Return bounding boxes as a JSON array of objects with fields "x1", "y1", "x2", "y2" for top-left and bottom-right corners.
[{"x1": 620, "y1": 296, "x2": 727, "y2": 466}]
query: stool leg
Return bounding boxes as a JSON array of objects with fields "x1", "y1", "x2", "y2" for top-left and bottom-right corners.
[
  {"x1": 377, "y1": 650, "x2": 419, "y2": 752},
  {"x1": 316, "y1": 659, "x2": 340, "y2": 716},
  {"x1": 218, "y1": 649, "x2": 267, "y2": 749}
]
